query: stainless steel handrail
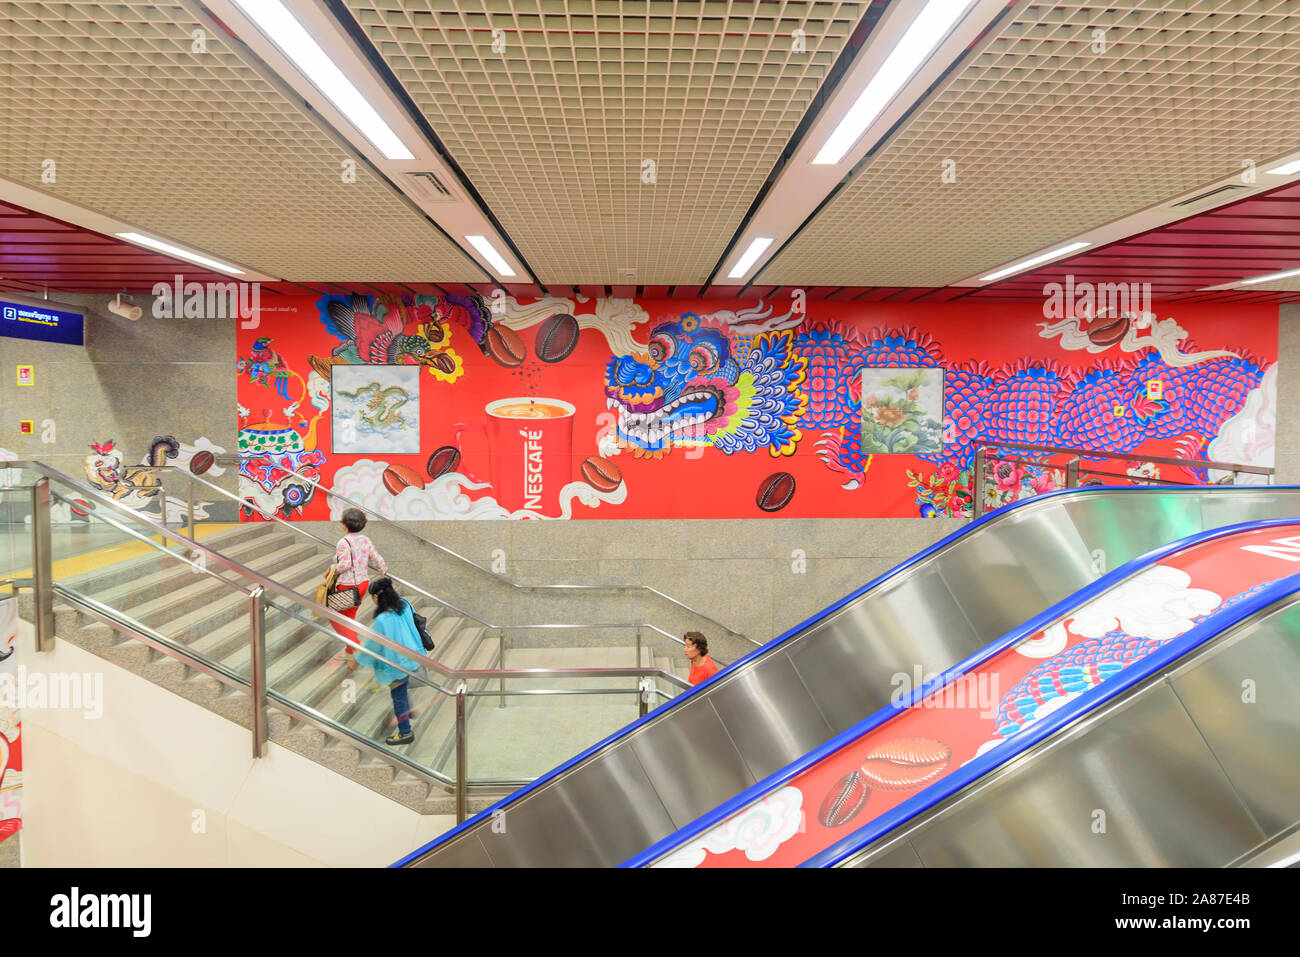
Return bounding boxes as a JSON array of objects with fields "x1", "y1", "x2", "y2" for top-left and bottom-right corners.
[
  {"x1": 10, "y1": 460, "x2": 699, "y2": 672},
  {"x1": 13, "y1": 460, "x2": 692, "y2": 819},
  {"x1": 974, "y1": 440, "x2": 1274, "y2": 476},
  {"x1": 972, "y1": 441, "x2": 1273, "y2": 518},
  {"x1": 104, "y1": 464, "x2": 745, "y2": 656},
  {"x1": 202, "y1": 456, "x2": 755, "y2": 645}
]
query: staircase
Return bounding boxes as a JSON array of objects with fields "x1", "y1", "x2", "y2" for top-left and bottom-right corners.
[
  {"x1": 50, "y1": 522, "x2": 496, "y2": 814},
  {"x1": 44, "y1": 521, "x2": 689, "y2": 815}
]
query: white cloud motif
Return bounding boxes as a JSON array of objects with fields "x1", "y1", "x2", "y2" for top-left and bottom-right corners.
[
  {"x1": 1068, "y1": 565, "x2": 1221, "y2": 642},
  {"x1": 1015, "y1": 620, "x2": 1069, "y2": 658},
  {"x1": 653, "y1": 787, "x2": 804, "y2": 867},
  {"x1": 328, "y1": 460, "x2": 626, "y2": 521},
  {"x1": 1208, "y1": 364, "x2": 1276, "y2": 485}
]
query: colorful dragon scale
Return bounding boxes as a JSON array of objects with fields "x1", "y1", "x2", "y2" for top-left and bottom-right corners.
[
  {"x1": 975, "y1": 358, "x2": 1074, "y2": 452},
  {"x1": 994, "y1": 579, "x2": 1280, "y2": 738},
  {"x1": 712, "y1": 331, "x2": 808, "y2": 457},
  {"x1": 602, "y1": 315, "x2": 1267, "y2": 480}
]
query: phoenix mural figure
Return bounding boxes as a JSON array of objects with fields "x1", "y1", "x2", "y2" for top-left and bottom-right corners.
[{"x1": 602, "y1": 300, "x2": 1269, "y2": 513}]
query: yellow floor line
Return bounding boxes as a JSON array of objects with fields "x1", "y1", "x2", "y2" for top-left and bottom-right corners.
[{"x1": 2, "y1": 523, "x2": 241, "y2": 589}]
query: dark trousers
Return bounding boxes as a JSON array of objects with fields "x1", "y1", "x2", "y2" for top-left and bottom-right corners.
[{"x1": 390, "y1": 677, "x2": 412, "y2": 735}]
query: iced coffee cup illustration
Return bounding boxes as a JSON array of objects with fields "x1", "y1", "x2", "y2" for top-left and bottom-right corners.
[{"x1": 453, "y1": 397, "x2": 576, "y2": 516}]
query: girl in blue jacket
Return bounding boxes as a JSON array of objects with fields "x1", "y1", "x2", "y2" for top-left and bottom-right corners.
[{"x1": 360, "y1": 577, "x2": 424, "y2": 746}]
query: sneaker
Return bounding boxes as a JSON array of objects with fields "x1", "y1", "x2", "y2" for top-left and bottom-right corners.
[{"x1": 385, "y1": 731, "x2": 415, "y2": 747}]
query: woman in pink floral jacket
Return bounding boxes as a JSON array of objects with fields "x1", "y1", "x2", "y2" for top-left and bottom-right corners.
[{"x1": 330, "y1": 508, "x2": 388, "y2": 668}]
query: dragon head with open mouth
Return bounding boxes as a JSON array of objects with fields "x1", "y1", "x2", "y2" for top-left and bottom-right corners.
[{"x1": 604, "y1": 312, "x2": 807, "y2": 458}]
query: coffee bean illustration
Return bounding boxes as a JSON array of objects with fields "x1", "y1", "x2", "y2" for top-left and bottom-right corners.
[
  {"x1": 536, "y1": 313, "x2": 580, "y2": 363},
  {"x1": 382, "y1": 463, "x2": 424, "y2": 496},
  {"x1": 756, "y1": 472, "x2": 796, "y2": 512},
  {"x1": 189, "y1": 450, "x2": 215, "y2": 475},
  {"x1": 580, "y1": 455, "x2": 622, "y2": 493},
  {"x1": 485, "y1": 324, "x2": 526, "y2": 368},
  {"x1": 1086, "y1": 314, "x2": 1129, "y2": 347},
  {"x1": 426, "y1": 446, "x2": 461, "y2": 481}
]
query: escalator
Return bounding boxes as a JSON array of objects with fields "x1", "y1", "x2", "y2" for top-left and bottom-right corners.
[
  {"x1": 633, "y1": 518, "x2": 1300, "y2": 867},
  {"x1": 834, "y1": 575, "x2": 1300, "y2": 868},
  {"x1": 398, "y1": 487, "x2": 1300, "y2": 867}
]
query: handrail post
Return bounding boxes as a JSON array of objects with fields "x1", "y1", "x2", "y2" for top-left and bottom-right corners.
[
  {"x1": 30, "y1": 477, "x2": 54, "y2": 653},
  {"x1": 972, "y1": 446, "x2": 987, "y2": 519},
  {"x1": 635, "y1": 625, "x2": 643, "y2": 671},
  {"x1": 454, "y1": 681, "x2": 469, "y2": 823},
  {"x1": 1065, "y1": 456, "x2": 1080, "y2": 489},
  {"x1": 187, "y1": 475, "x2": 196, "y2": 541},
  {"x1": 249, "y1": 586, "x2": 267, "y2": 758},
  {"x1": 638, "y1": 677, "x2": 652, "y2": 718},
  {"x1": 497, "y1": 629, "x2": 506, "y2": 709}
]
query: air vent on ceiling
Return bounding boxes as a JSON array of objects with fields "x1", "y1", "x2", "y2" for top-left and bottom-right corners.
[
  {"x1": 405, "y1": 171, "x2": 455, "y2": 203},
  {"x1": 1170, "y1": 184, "x2": 1248, "y2": 209}
]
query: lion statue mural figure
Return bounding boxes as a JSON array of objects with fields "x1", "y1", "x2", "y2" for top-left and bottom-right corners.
[{"x1": 84, "y1": 439, "x2": 168, "y2": 510}]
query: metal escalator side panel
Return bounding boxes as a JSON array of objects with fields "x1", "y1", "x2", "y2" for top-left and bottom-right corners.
[
  {"x1": 885, "y1": 681, "x2": 1267, "y2": 867},
  {"x1": 432, "y1": 739, "x2": 679, "y2": 867},
  {"x1": 398, "y1": 489, "x2": 1300, "y2": 867},
  {"x1": 633, "y1": 519, "x2": 1300, "y2": 868},
  {"x1": 398, "y1": 486, "x2": 1096, "y2": 866},
  {"x1": 843, "y1": 593, "x2": 1300, "y2": 868},
  {"x1": 1170, "y1": 600, "x2": 1300, "y2": 839}
]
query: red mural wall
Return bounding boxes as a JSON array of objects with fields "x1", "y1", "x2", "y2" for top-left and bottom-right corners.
[{"x1": 234, "y1": 294, "x2": 1278, "y2": 521}]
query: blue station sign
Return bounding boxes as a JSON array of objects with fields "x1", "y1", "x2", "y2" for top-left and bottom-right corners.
[{"x1": 0, "y1": 297, "x2": 85, "y2": 346}]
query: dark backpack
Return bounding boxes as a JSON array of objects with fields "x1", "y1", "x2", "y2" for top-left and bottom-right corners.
[{"x1": 408, "y1": 602, "x2": 434, "y2": 652}]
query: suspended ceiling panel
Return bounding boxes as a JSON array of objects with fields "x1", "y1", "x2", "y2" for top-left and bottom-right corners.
[
  {"x1": 764, "y1": 0, "x2": 1300, "y2": 287},
  {"x1": 342, "y1": 0, "x2": 877, "y2": 285},
  {"x1": 0, "y1": 0, "x2": 482, "y2": 281}
]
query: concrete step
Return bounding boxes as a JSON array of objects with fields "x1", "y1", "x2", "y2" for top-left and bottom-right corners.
[
  {"x1": 96, "y1": 546, "x2": 321, "y2": 637},
  {"x1": 64, "y1": 523, "x2": 294, "y2": 594}
]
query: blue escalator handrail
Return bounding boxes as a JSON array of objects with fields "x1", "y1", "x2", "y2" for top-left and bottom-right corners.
[
  {"x1": 802, "y1": 568, "x2": 1300, "y2": 868},
  {"x1": 621, "y1": 516, "x2": 1300, "y2": 868},
  {"x1": 391, "y1": 488, "x2": 1290, "y2": 867}
]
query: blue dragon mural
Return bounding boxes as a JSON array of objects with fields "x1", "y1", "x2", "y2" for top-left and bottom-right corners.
[{"x1": 602, "y1": 303, "x2": 1269, "y2": 502}]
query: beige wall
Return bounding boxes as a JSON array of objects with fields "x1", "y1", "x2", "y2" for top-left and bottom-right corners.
[
  {"x1": 0, "y1": 292, "x2": 237, "y2": 501},
  {"x1": 16, "y1": 622, "x2": 453, "y2": 867}
]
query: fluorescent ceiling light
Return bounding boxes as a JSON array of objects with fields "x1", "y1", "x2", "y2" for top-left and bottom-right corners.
[
  {"x1": 465, "y1": 235, "x2": 516, "y2": 277},
  {"x1": 979, "y1": 242, "x2": 1091, "y2": 282},
  {"x1": 115, "y1": 232, "x2": 245, "y2": 275},
  {"x1": 232, "y1": 0, "x2": 415, "y2": 161},
  {"x1": 727, "y1": 237, "x2": 775, "y2": 279},
  {"x1": 812, "y1": 0, "x2": 976, "y2": 165},
  {"x1": 1238, "y1": 266, "x2": 1300, "y2": 286},
  {"x1": 1264, "y1": 159, "x2": 1300, "y2": 175}
]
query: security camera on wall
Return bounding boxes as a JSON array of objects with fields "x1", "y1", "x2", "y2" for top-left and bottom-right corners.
[{"x1": 106, "y1": 293, "x2": 143, "y2": 321}]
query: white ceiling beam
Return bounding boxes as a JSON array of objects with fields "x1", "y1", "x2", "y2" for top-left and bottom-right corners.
[
  {"x1": 716, "y1": 0, "x2": 1007, "y2": 286},
  {"x1": 0, "y1": 175, "x2": 278, "y2": 283},
  {"x1": 205, "y1": 0, "x2": 526, "y2": 284}
]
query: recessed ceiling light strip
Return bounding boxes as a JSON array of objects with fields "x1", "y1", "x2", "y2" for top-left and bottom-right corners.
[
  {"x1": 728, "y1": 238, "x2": 775, "y2": 280},
  {"x1": 812, "y1": 0, "x2": 978, "y2": 166},
  {"x1": 231, "y1": 0, "x2": 414, "y2": 160},
  {"x1": 465, "y1": 236, "x2": 516, "y2": 278},
  {"x1": 978, "y1": 242, "x2": 1092, "y2": 282},
  {"x1": 114, "y1": 232, "x2": 245, "y2": 275}
]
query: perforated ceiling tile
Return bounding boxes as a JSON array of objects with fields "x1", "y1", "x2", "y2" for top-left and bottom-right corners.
[
  {"x1": 344, "y1": 0, "x2": 876, "y2": 284},
  {"x1": 0, "y1": 1, "x2": 481, "y2": 281},
  {"x1": 763, "y1": 0, "x2": 1300, "y2": 288}
]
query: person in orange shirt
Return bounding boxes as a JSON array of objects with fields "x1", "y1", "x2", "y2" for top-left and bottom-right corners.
[{"x1": 684, "y1": 632, "x2": 720, "y2": 686}]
